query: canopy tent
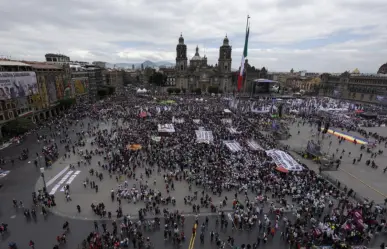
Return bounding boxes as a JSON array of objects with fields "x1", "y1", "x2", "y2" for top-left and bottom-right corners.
[
  {"x1": 151, "y1": 136, "x2": 161, "y2": 142},
  {"x1": 246, "y1": 140, "x2": 264, "y2": 151},
  {"x1": 224, "y1": 109, "x2": 232, "y2": 113},
  {"x1": 159, "y1": 100, "x2": 176, "y2": 105},
  {"x1": 266, "y1": 149, "x2": 304, "y2": 171},
  {"x1": 221, "y1": 119, "x2": 232, "y2": 125},
  {"x1": 139, "y1": 111, "x2": 148, "y2": 118},
  {"x1": 195, "y1": 130, "x2": 214, "y2": 144},
  {"x1": 223, "y1": 140, "x2": 243, "y2": 152},
  {"x1": 172, "y1": 116, "x2": 184, "y2": 124},
  {"x1": 136, "y1": 88, "x2": 148, "y2": 94},
  {"x1": 228, "y1": 127, "x2": 241, "y2": 134},
  {"x1": 126, "y1": 144, "x2": 142, "y2": 151},
  {"x1": 158, "y1": 124, "x2": 175, "y2": 133}
]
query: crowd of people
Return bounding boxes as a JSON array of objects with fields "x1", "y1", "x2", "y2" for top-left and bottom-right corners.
[{"x1": 3, "y1": 92, "x2": 387, "y2": 249}]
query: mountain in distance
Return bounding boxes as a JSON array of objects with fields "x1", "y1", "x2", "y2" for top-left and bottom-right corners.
[{"x1": 106, "y1": 60, "x2": 174, "y2": 69}]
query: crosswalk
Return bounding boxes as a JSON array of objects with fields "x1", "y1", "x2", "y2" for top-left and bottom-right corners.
[{"x1": 48, "y1": 168, "x2": 81, "y2": 195}]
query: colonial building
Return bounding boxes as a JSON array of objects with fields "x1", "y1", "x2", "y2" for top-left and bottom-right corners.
[
  {"x1": 159, "y1": 68, "x2": 176, "y2": 87},
  {"x1": 319, "y1": 67, "x2": 387, "y2": 104},
  {"x1": 175, "y1": 34, "x2": 233, "y2": 93}
]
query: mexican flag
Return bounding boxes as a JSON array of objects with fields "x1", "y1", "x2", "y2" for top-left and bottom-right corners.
[{"x1": 237, "y1": 23, "x2": 250, "y2": 91}]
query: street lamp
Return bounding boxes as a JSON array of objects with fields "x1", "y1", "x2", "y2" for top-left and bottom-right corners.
[{"x1": 40, "y1": 167, "x2": 46, "y2": 192}]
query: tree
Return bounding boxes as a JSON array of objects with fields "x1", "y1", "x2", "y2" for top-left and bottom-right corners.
[
  {"x1": 150, "y1": 72, "x2": 167, "y2": 86},
  {"x1": 208, "y1": 86, "x2": 219, "y2": 94},
  {"x1": 3, "y1": 118, "x2": 36, "y2": 136},
  {"x1": 97, "y1": 88, "x2": 109, "y2": 98},
  {"x1": 58, "y1": 98, "x2": 76, "y2": 109},
  {"x1": 107, "y1": 86, "x2": 116, "y2": 95},
  {"x1": 193, "y1": 88, "x2": 202, "y2": 95}
]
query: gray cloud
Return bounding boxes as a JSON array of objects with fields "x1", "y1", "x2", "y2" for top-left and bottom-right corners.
[{"x1": 0, "y1": 0, "x2": 386, "y2": 73}]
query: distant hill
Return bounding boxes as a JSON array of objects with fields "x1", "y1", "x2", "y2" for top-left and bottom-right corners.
[{"x1": 106, "y1": 61, "x2": 174, "y2": 69}]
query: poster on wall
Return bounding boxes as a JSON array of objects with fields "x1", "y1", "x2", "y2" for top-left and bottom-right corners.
[
  {"x1": 0, "y1": 72, "x2": 38, "y2": 100},
  {"x1": 55, "y1": 75, "x2": 65, "y2": 100},
  {"x1": 45, "y1": 74, "x2": 57, "y2": 104},
  {"x1": 62, "y1": 77, "x2": 73, "y2": 99},
  {"x1": 74, "y1": 78, "x2": 88, "y2": 95},
  {"x1": 38, "y1": 75, "x2": 48, "y2": 107}
]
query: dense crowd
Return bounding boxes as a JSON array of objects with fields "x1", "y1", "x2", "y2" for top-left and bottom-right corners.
[{"x1": 4, "y1": 93, "x2": 387, "y2": 249}]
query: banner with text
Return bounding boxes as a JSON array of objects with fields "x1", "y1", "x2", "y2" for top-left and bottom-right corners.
[{"x1": 0, "y1": 72, "x2": 38, "y2": 100}]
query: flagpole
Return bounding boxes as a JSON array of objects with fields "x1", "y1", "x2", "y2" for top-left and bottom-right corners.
[{"x1": 244, "y1": 15, "x2": 250, "y2": 97}]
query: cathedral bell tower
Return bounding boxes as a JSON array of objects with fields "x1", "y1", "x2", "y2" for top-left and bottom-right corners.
[
  {"x1": 218, "y1": 35, "x2": 232, "y2": 73},
  {"x1": 176, "y1": 33, "x2": 187, "y2": 72}
]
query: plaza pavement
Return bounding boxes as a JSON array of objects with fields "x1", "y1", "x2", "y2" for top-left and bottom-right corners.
[
  {"x1": 1, "y1": 116, "x2": 384, "y2": 249},
  {"x1": 38, "y1": 118, "x2": 287, "y2": 220},
  {"x1": 282, "y1": 120, "x2": 387, "y2": 204}
]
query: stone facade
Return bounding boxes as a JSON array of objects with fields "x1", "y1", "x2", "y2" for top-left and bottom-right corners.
[
  {"x1": 175, "y1": 34, "x2": 233, "y2": 93},
  {"x1": 319, "y1": 70, "x2": 387, "y2": 104}
]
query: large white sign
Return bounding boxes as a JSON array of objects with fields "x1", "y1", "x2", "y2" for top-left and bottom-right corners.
[
  {"x1": 195, "y1": 130, "x2": 214, "y2": 144},
  {"x1": 0, "y1": 72, "x2": 38, "y2": 100},
  {"x1": 266, "y1": 149, "x2": 304, "y2": 171},
  {"x1": 223, "y1": 140, "x2": 243, "y2": 152},
  {"x1": 158, "y1": 124, "x2": 175, "y2": 133}
]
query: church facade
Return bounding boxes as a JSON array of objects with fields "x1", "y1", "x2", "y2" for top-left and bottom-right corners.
[{"x1": 175, "y1": 34, "x2": 233, "y2": 93}]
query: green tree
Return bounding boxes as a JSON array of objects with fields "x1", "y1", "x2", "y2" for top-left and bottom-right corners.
[
  {"x1": 3, "y1": 118, "x2": 36, "y2": 136},
  {"x1": 107, "y1": 86, "x2": 116, "y2": 95},
  {"x1": 58, "y1": 98, "x2": 76, "y2": 109},
  {"x1": 208, "y1": 86, "x2": 219, "y2": 94},
  {"x1": 150, "y1": 72, "x2": 167, "y2": 86},
  {"x1": 97, "y1": 88, "x2": 109, "y2": 98},
  {"x1": 193, "y1": 88, "x2": 202, "y2": 95}
]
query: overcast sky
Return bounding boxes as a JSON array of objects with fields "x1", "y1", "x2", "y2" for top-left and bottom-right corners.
[{"x1": 1, "y1": 0, "x2": 386, "y2": 73}]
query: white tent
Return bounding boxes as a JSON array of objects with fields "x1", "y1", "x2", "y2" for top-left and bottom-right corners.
[
  {"x1": 136, "y1": 88, "x2": 148, "y2": 93},
  {"x1": 158, "y1": 124, "x2": 175, "y2": 133},
  {"x1": 195, "y1": 130, "x2": 214, "y2": 144},
  {"x1": 223, "y1": 140, "x2": 243, "y2": 152}
]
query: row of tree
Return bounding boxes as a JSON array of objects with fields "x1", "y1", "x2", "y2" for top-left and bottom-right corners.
[
  {"x1": 97, "y1": 86, "x2": 116, "y2": 98},
  {"x1": 166, "y1": 86, "x2": 223, "y2": 95}
]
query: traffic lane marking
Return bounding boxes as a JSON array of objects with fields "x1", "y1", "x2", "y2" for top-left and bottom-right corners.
[
  {"x1": 188, "y1": 223, "x2": 197, "y2": 249},
  {"x1": 339, "y1": 168, "x2": 387, "y2": 199}
]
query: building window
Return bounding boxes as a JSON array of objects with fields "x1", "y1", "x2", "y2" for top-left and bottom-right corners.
[
  {"x1": 0, "y1": 115, "x2": 4, "y2": 121},
  {"x1": 180, "y1": 65, "x2": 183, "y2": 71}
]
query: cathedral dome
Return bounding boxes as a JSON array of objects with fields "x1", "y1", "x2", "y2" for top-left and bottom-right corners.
[
  {"x1": 191, "y1": 46, "x2": 202, "y2": 60},
  {"x1": 352, "y1": 68, "x2": 360, "y2": 74},
  {"x1": 377, "y1": 63, "x2": 387, "y2": 74},
  {"x1": 178, "y1": 34, "x2": 184, "y2": 44}
]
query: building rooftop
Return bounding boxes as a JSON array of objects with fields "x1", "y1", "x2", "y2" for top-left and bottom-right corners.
[
  {"x1": 45, "y1": 53, "x2": 69, "y2": 58},
  {"x1": 27, "y1": 63, "x2": 61, "y2": 69},
  {"x1": 0, "y1": 60, "x2": 32, "y2": 67}
]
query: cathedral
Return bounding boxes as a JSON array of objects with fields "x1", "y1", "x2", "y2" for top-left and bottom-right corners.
[{"x1": 175, "y1": 34, "x2": 233, "y2": 93}]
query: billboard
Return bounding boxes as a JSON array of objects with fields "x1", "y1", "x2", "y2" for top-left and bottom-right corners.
[
  {"x1": 37, "y1": 75, "x2": 49, "y2": 108},
  {"x1": 74, "y1": 78, "x2": 88, "y2": 95},
  {"x1": 55, "y1": 75, "x2": 65, "y2": 100},
  {"x1": 46, "y1": 74, "x2": 57, "y2": 104},
  {"x1": 0, "y1": 71, "x2": 38, "y2": 100}
]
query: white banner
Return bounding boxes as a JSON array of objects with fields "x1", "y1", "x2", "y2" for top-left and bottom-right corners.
[
  {"x1": 223, "y1": 140, "x2": 243, "y2": 152},
  {"x1": 195, "y1": 130, "x2": 213, "y2": 144},
  {"x1": 266, "y1": 149, "x2": 304, "y2": 171},
  {"x1": 0, "y1": 71, "x2": 38, "y2": 100}
]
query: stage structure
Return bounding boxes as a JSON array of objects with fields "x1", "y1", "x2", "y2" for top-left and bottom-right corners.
[{"x1": 251, "y1": 79, "x2": 279, "y2": 95}]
